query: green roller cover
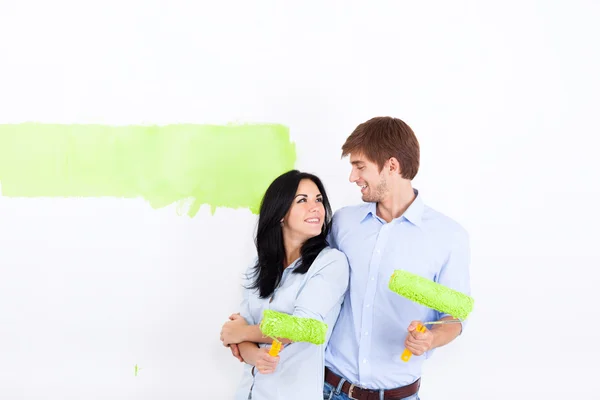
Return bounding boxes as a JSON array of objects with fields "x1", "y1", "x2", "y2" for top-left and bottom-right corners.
[
  {"x1": 388, "y1": 270, "x2": 474, "y2": 320},
  {"x1": 260, "y1": 309, "x2": 327, "y2": 345}
]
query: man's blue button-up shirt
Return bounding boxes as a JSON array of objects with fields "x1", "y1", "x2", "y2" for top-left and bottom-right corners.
[{"x1": 324, "y1": 190, "x2": 471, "y2": 389}]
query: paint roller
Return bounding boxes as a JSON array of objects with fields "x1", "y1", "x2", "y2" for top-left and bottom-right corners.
[
  {"x1": 388, "y1": 269, "x2": 474, "y2": 362},
  {"x1": 259, "y1": 309, "x2": 327, "y2": 357}
]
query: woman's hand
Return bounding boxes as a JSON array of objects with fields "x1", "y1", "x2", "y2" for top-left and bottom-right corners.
[
  {"x1": 255, "y1": 348, "x2": 280, "y2": 374},
  {"x1": 220, "y1": 314, "x2": 249, "y2": 346}
]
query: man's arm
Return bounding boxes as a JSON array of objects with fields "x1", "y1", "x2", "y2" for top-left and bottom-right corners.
[
  {"x1": 238, "y1": 342, "x2": 260, "y2": 366},
  {"x1": 405, "y1": 227, "x2": 471, "y2": 355},
  {"x1": 430, "y1": 316, "x2": 463, "y2": 349},
  {"x1": 434, "y1": 226, "x2": 471, "y2": 338},
  {"x1": 404, "y1": 316, "x2": 462, "y2": 356}
]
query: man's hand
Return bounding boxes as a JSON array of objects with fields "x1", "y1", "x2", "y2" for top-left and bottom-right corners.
[
  {"x1": 221, "y1": 313, "x2": 249, "y2": 346},
  {"x1": 222, "y1": 313, "x2": 246, "y2": 362},
  {"x1": 229, "y1": 343, "x2": 243, "y2": 362},
  {"x1": 404, "y1": 321, "x2": 434, "y2": 356},
  {"x1": 255, "y1": 348, "x2": 280, "y2": 374}
]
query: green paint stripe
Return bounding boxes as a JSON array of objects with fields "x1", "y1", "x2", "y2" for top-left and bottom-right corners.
[{"x1": 0, "y1": 123, "x2": 296, "y2": 216}]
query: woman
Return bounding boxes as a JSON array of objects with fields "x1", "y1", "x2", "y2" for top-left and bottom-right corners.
[{"x1": 220, "y1": 170, "x2": 349, "y2": 399}]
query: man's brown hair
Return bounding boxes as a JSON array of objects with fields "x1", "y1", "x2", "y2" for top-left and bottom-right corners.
[{"x1": 341, "y1": 116, "x2": 420, "y2": 180}]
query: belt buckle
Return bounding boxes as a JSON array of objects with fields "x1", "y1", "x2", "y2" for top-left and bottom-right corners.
[{"x1": 347, "y1": 383, "x2": 357, "y2": 400}]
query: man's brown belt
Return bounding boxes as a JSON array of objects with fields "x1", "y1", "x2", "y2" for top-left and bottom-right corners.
[{"x1": 325, "y1": 367, "x2": 420, "y2": 400}]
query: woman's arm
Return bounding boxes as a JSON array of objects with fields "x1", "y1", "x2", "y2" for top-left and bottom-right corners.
[
  {"x1": 239, "y1": 342, "x2": 280, "y2": 375},
  {"x1": 225, "y1": 252, "x2": 348, "y2": 358},
  {"x1": 242, "y1": 324, "x2": 292, "y2": 344},
  {"x1": 292, "y1": 250, "x2": 350, "y2": 324}
]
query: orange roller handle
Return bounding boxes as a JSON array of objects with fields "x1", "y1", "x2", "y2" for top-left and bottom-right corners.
[
  {"x1": 268, "y1": 339, "x2": 282, "y2": 357},
  {"x1": 401, "y1": 323, "x2": 427, "y2": 362}
]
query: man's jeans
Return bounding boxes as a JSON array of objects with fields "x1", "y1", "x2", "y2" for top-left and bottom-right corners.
[{"x1": 323, "y1": 381, "x2": 420, "y2": 400}]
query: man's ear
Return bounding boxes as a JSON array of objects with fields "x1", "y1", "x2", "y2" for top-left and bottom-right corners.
[{"x1": 388, "y1": 157, "x2": 402, "y2": 175}]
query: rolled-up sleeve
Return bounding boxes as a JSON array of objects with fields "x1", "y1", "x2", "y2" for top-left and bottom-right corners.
[
  {"x1": 292, "y1": 250, "x2": 350, "y2": 322},
  {"x1": 435, "y1": 228, "x2": 472, "y2": 330}
]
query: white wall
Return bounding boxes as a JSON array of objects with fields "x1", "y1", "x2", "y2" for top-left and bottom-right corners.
[{"x1": 1, "y1": 1, "x2": 599, "y2": 399}]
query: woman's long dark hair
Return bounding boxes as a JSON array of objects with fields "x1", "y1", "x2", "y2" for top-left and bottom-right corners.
[{"x1": 247, "y1": 170, "x2": 332, "y2": 299}]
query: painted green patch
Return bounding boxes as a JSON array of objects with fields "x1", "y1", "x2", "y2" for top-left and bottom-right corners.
[{"x1": 0, "y1": 123, "x2": 296, "y2": 216}]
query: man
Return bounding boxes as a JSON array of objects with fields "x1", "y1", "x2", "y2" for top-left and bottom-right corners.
[{"x1": 322, "y1": 116, "x2": 471, "y2": 400}]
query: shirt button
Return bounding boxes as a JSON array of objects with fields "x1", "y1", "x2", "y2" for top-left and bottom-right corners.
[
  {"x1": 363, "y1": 359, "x2": 367, "y2": 363},
  {"x1": 376, "y1": 249, "x2": 380, "y2": 254},
  {"x1": 366, "y1": 304, "x2": 370, "y2": 308},
  {"x1": 371, "y1": 277, "x2": 375, "y2": 281},
  {"x1": 364, "y1": 331, "x2": 369, "y2": 335}
]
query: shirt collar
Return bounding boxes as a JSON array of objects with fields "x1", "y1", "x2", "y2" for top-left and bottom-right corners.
[
  {"x1": 403, "y1": 189, "x2": 424, "y2": 226},
  {"x1": 359, "y1": 202, "x2": 377, "y2": 223},
  {"x1": 285, "y1": 257, "x2": 301, "y2": 271},
  {"x1": 359, "y1": 188, "x2": 424, "y2": 227}
]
